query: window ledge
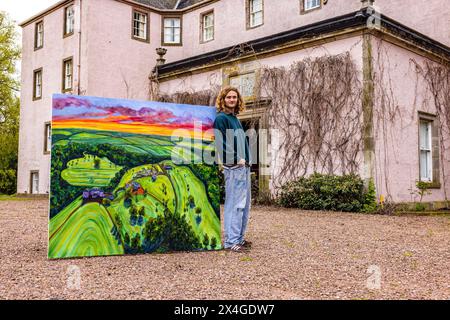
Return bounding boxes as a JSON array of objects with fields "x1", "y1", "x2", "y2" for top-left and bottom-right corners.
[
  {"x1": 132, "y1": 36, "x2": 150, "y2": 43},
  {"x1": 63, "y1": 32, "x2": 74, "y2": 39}
]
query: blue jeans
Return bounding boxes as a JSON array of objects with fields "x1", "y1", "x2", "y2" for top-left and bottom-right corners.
[{"x1": 223, "y1": 166, "x2": 251, "y2": 248}]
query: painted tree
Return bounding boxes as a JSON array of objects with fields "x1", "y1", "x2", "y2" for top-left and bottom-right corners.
[
  {"x1": 202, "y1": 233, "x2": 210, "y2": 248},
  {"x1": 94, "y1": 157, "x2": 100, "y2": 169},
  {"x1": 210, "y1": 237, "x2": 217, "y2": 249},
  {"x1": 0, "y1": 11, "x2": 21, "y2": 194},
  {"x1": 138, "y1": 206, "x2": 145, "y2": 217}
]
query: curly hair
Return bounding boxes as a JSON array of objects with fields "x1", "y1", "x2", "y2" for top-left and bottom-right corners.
[{"x1": 215, "y1": 86, "x2": 245, "y2": 114}]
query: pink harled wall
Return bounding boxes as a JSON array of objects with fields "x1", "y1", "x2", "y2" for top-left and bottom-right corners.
[
  {"x1": 371, "y1": 38, "x2": 450, "y2": 203},
  {"x1": 375, "y1": 0, "x2": 450, "y2": 47},
  {"x1": 158, "y1": 34, "x2": 450, "y2": 203},
  {"x1": 174, "y1": 0, "x2": 361, "y2": 58},
  {"x1": 82, "y1": 0, "x2": 160, "y2": 100},
  {"x1": 162, "y1": 0, "x2": 450, "y2": 63},
  {"x1": 158, "y1": 36, "x2": 366, "y2": 194},
  {"x1": 17, "y1": 0, "x2": 83, "y2": 194},
  {"x1": 17, "y1": 0, "x2": 450, "y2": 196}
]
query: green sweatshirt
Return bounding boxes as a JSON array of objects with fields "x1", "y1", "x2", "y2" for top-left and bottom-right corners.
[{"x1": 213, "y1": 111, "x2": 251, "y2": 166}]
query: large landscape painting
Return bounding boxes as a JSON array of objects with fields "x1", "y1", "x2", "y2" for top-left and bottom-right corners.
[{"x1": 49, "y1": 94, "x2": 221, "y2": 259}]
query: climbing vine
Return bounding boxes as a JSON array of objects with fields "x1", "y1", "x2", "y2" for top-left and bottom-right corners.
[
  {"x1": 149, "y1": 43, "x2": 450, "y2": 204},
  {"x1": 255, "y1": 53, "x2": 364, "y2": 191},
  {"x1": 412, "y1": 59, "x2": 450, "y2": 202},
  {"x1": 154, "y1": 87, "x2": 220, "y2": 106}
]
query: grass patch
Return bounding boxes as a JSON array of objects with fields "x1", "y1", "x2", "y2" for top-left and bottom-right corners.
[
  {"x1": 240, "y1": 256, "x2": 253, "y2": 262},
  {"x1": 403, "y1": 251, "x2": 414, "y2": 258},
  {"x1": 0, "y1": 194, "x2": 38, "y2": 201},
  {"x1": 394, "y1": 211, "x2": 450, "y2": 217}
]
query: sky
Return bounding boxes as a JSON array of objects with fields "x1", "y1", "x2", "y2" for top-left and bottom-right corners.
[
  {"x1": 0, "y1": 0, "x2": 61, "y2": 27},
  {"x1": 51, "y1": 94, "x2": 216, "y2": 139},
  {"x1": 0, "y1": 1, "x2": 61, "y2": 80}
]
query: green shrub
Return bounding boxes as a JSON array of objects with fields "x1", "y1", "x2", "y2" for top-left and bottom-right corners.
[
  {"x1": 415, "y1": 203, "x2": 426, "y2": 212},
  {"x1": 278, "y1": 173, "x2": 372, "y2": 212},
  {"x1": 414, "y1": 180, "x2": 433, "y2": 202},
  {"x1": 0, "y1": 169, "x2": 16, "y2": 195},
  {"x1": 362, "y1": 179, "x2": 377, "y2": 213}
]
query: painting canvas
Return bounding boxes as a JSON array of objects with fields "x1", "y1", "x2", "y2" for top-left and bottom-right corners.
[{"x1": 49, "y1": 94, "x2": 222, "y2": 259}]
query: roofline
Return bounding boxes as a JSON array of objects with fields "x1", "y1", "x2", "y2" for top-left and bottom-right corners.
[
  {"x1": 19, "y1": 0, "x2": 73, "y2": 27},
  {"x1": 157, "y1": 8, "x2": 450, "y2": 76},
  {"x1": 19, "y1": 0, "x2": 218, "y2": 28}
]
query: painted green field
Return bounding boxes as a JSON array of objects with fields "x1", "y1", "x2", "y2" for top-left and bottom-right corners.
[
  {"x1": 61, "y1": 154, "x2": 122, "y2": 187},
  {"x1": 49, "y1": 201, "x2": 124, "y2": 259},
  {"x1": 52, "y1": 128, "x2": 213, "y2": 162},
  {"x1": 161, "y1": 160, "x2": 221, "y2": 242},
  {"x1": 50, "y1": 161, "x2": 221, "y2": 258},
  {"x1": 112, "y1": 161, "x2": 220, "y2": 243},
  {"x1": 49, "y1": 128, "x2": 221, "y2": 258}
]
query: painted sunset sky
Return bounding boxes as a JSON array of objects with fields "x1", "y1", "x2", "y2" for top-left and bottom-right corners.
[{"x1": 52, "y1": 94, "x2": 216, "y2": 139}]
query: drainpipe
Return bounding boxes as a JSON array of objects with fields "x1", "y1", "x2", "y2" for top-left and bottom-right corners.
[{"x1": 77, "y1": 0, "x2": 83, "y2": 95}]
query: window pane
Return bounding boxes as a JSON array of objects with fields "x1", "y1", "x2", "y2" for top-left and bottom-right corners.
[
  {"x1": 305, "y1": 0, "x2": 320, "y2": 10},
  {"x1": 64, "y1": 61, "x2": 72, "y2": 90},
  {"x1": 36, "y1": 22, "x2": 43, "y2": 47},
  {"x1": 164, "y1": 31, "x2": 174, "y2": 43},
  {"x1": 165, "y1": 18, "x2": 180, "y2": 28},
  {"x1": 251, "y1": 11, "x2": 263, "y2": 26},
  {"x1": 202, "y1": 13, "x2": 213, "y2": 41},
  {"x1": 251, "y1": 0, "x2": 263, "y2": 12},
  {"x1": 35, "y1": 71, "x2": 42, "y2": 98},
  {"x1": 134, "y1": 12, "x2": 147, "y2": 39},
  {"x1": 419, "y1": 121, "x2": 431, "y2": 150},
  {"x1": 420, "y1": 150, "x2": 432, "y2": 181},
  {"x1": 205, "y1": 14, "x2": 213, "y2": 28},
  {"x1": 164, "y1": 26, "x2": 181, "y2": 43},
  {"x1": 206, "y1": 27, "x2": 213, "y2": 40},
  {"x1": 419, "y1": 119, "x2": 433, "y2": 181},
  {"x1": 66, "y1": 6, "x2": 74, "y2": 34},
  {"x1": 32, "y1": 173, "x2": 39, "y2": 194},
  {"x1": 46, "y1": 124, "x2": 51, "y2": 152}
]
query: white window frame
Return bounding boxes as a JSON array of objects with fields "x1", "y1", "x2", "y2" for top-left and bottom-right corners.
[
  {"x1": 133, "y1": 11, "x2": 148, "y2": 40},
  {"x1": 64, "y1": 5, "x2": 75, "y2": 35},
  {"x1": 304, "y1": 0, "x2": 321, "y2": 11},
  {"x1": 163, "y1": 18, "x2": 181, "y2": 44},
  {"x1": 63, "y1": 58, "x2": 73, "y2": 91},
  {"x1": 34, "y1": 69, "x2": 42, "y2": 100},
  {"x1": 44, "y1": 123, "x2": 51, "y2": 154},
  {"x1": 229, "y1": 72, "x2": 256, "y2": 100},
  {"x1": 419, "y1": 120, "x2": 433, "y2": 182},
  {"x1": 35, "y1": 21, "x2": 44, "y2": 48},
  {"x1": 31, "y1": 171, "x2": 39, "y2": 194},
  {"x1": 249, "y1": 0, "x2": 263, "y2": 28},
  {"x1": 201, "y1": 11, "x2": 214, "y2": 43}
]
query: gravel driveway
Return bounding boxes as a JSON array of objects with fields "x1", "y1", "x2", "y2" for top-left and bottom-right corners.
[{"x1": 0, "y1": 199, "x2": 449, "y2": 300}]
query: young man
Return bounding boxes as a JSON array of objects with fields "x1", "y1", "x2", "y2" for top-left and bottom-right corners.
[{"x1": 213, "y1": 86, "x2": 252, "y2": 252}]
